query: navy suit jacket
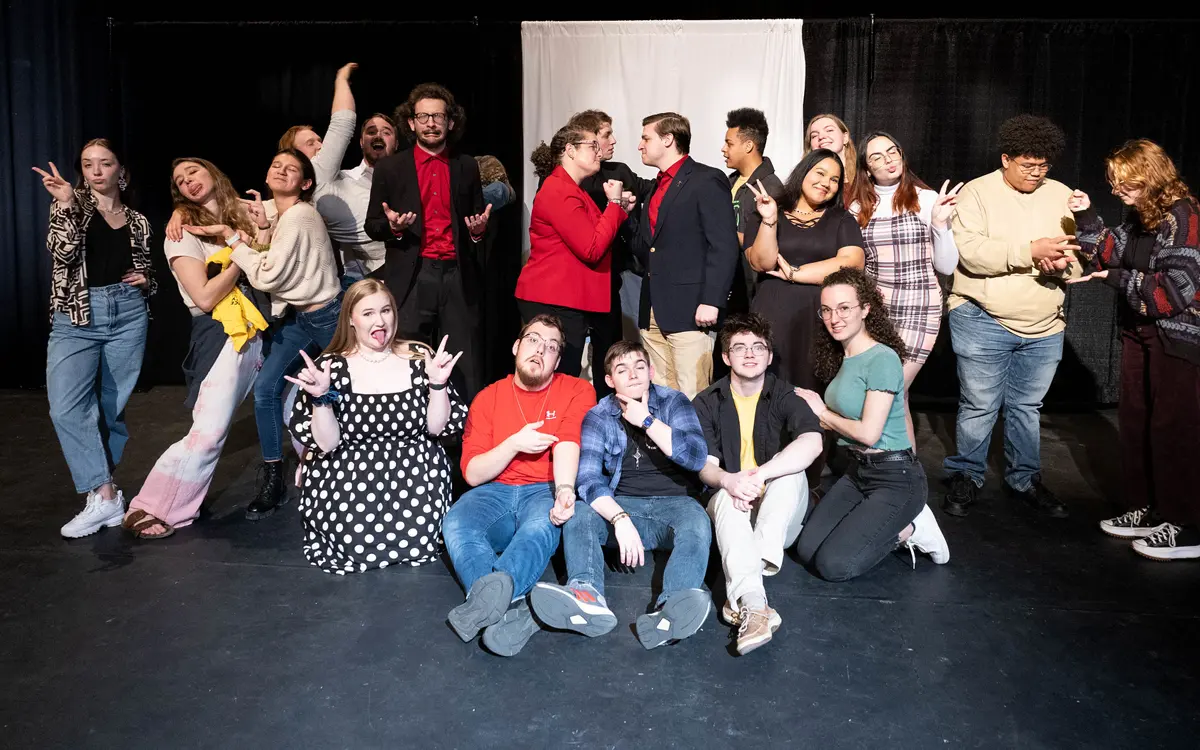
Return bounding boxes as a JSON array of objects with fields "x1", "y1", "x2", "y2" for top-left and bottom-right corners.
[{"x1": 629, "y1": 156, "x2": 740, "y2": 333}]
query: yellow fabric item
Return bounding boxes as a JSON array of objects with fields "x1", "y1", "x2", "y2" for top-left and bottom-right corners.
[
  {"x1": 731, "y1": 174, "x2": 749, "y2": 201},
  {"x1": 206, "y1": 246, "x2": 268, "y2": 352},
  {"x1": 731, "y1": 388, "x2": 760, "y2": 470}
]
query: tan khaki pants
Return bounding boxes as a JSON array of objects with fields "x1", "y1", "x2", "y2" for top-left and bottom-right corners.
[{"x1": 640, "y1": 309, "x2": 714, "y2": 399}]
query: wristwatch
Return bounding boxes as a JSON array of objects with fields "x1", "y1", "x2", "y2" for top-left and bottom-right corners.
[{"x1": 641, "y1": 414, "x2": 655, "y2": 430}]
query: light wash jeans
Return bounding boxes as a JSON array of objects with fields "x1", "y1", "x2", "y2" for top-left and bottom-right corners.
[
  {"x1": 46, "y1": 283, "x2": 148, "y2": 493},
  {"x1": 943, "y1": 300, "x2": 1064, "y2": 491}
]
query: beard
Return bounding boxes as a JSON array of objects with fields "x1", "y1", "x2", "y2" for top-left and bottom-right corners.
[
  {"x1": 418, "y1": 129, "x2": 446, "y2": 148},
  {"x1": 516, "y1": 359, "x2": 553, "y2": 389}
]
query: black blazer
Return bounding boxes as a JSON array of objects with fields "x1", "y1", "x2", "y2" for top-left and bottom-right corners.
[
  {"x1": 364, "y1": 146, "x2": 484, "y2": 305},
  {"x1": 629, "y1": 156, "x2": 740, "y2": 333}
]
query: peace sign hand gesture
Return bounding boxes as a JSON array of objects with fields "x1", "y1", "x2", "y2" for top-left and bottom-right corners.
[
  {"x1": 746, "y1": 179, "x2": 778, "y2": 225},
  {"x1": 284, "y1": 350, "x2": 333, "y2": 398},
  {"x1": 32, "y1": 162, "x2": 75, "y2": 206},
  {"x1": 931, "y1": 180, "x2": 964, "y2": 229},
  {"x1": 239, "y1": 189, "x2": 270, "y2": 229},
  {"x1": 426, "y1": 335, "x2": 464, "y2": 386}
]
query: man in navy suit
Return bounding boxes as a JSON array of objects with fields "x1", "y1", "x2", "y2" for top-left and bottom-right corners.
[{"x1": 630, "y1": 112, "x2": 740, "y2": 399}]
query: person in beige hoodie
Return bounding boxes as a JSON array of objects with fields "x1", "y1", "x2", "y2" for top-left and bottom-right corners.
[{"x1": 942, "y1": 115, "x2": 1080, "y2": 520}]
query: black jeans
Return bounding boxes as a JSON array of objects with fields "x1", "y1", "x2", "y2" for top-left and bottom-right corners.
[
  {"x1": 796, "y1": 450, "x2": 927, "y2": 582},
  {"x1": 517, "y1": 299, "x2": 616, "y2": 399},
  {"x1": 400, "y1": 259, "x2": 480, "y2": 399}
]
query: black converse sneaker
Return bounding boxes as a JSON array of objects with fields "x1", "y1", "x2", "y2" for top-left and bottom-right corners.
[
  {"x1": 1131, "y1": 523, "x2": 1200, "y2": 561},
  {"x1": 1099, "y1": 507, "x2": 1158, "y2": 539}
]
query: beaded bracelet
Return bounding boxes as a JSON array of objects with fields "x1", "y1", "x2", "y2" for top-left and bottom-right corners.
[
  {"x1": 312, "y1": 389, "x2": 341, "y2": 407},
  {"x1": 610, "y1": 511, "x2": 630, "y2": 525}
]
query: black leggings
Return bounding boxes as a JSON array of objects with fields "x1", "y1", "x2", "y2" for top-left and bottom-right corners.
[
  {"x1": 517, "y1": 299, "x2": 617, "y2": 399},
  {"x1": 797, "y1": 451, "x2": 927, "y2": 582}
]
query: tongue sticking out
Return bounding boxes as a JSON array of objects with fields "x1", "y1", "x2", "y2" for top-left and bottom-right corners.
[{"x1": 370, "y1": 329, "x2": 388, "y2": 345}]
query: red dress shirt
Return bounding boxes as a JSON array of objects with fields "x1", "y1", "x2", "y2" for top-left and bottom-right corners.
[
  {"x1": 648, "y1": 156, "x2": 687, "y2": 235},
  {"x1": 414, "y1": 147, "x2": 456, "y2": 260},
  {"x1": 516, "y1": 166, "x2": 627, "y2": 313}
]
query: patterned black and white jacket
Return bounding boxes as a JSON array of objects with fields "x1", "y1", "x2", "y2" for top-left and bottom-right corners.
[{"x1": 46, "y1": 187, "x2": 156, "y2": 325}]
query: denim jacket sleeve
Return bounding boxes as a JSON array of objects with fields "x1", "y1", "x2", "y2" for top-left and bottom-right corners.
[
  {"x1": 661, "y1": 389, "x2": 708, "y2": 473},
  {"x1": 577, "y1": 408, "x2": 613, "y2": 505}
]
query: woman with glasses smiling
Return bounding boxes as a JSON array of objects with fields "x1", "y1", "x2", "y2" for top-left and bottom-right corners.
[
  {"x1": 792, "y1": 268, "x2": 949, "y2": 581},
  {"x1": 847, "y1": 131, "x2": 962, "y2": 446},
  {"x1": 519, "y1": 121, "x2": 637, "y2": 396}
]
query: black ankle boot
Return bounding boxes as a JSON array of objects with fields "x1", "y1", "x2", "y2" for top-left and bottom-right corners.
[{"x1": 246, "y1": 461, "x2": 286, "y2": 520}]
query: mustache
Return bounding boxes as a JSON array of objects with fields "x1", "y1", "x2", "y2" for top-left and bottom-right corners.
[{"x1": 368, "y1": 138, "x2": 386, "y2": 149}]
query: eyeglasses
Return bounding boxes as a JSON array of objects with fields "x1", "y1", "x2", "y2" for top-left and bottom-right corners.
[
  {"x1": 412, "y1": 112, "x2": 448, "y2": 125},
  {"x1": 728, "y1": 343, "x2": 770, "y2": 357},
  {"x1": 572, "y1": 140, "x2": 600, "y2": 152},
  {"x1": 1109, "y1": 180, "x2": 1142, "y2": 193},
  {"x1": 817, "y1": 304, "x2": 861, "y2": 321},
  {"x1": 1012, "y1": 161, "x2": 1052, "y2": 176},
  {"x1": 521, "y1": 332, "x2": 562, "y2": 355},
  {"x1": 866, "y1": 146, "x2": 901, "y2": 167}
]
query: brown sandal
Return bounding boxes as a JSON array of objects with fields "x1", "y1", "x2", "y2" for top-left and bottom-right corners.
[{"x1": 122, "y1": 509, "x2": 175, "y2": 540}]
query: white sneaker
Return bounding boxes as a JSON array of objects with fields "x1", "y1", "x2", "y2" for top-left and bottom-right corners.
[
  {"x1": 60, "y1": 490, "x2": 125, "y2": 538},
  {"x1": 905, "y1": 504, "x2": 950, "y2": 566}
]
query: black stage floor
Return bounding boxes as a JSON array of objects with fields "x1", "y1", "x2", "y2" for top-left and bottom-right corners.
[{"x1": 1, "y1": 388, "x2": 1197, "y2": 749}]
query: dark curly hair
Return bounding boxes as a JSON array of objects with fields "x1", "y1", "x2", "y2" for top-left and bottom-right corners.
[
  {"x1": 812, "y1": 268, "x2": 907, "y2": 384},
  {"x1": 718, "y1": 312, "x2": 774, "y2": 353},
  {"x1": 530, "y1": 121, "x2": 597, "y2": 181},
  {"x1": 998, "y1": 114, "x2": 1065, "y2": 162},
  {"x1": 393, "y1": 83, "x2": 465, "y2": 146},
  {"x1": 726, "y1": 107, "x2": 769, "y2": 154}
]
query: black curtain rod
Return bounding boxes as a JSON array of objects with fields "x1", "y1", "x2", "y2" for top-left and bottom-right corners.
[
  {"x1": 112, "y1": 16, "x2": 1196, "y2": 27},
  {"x1": 113, "y1": 19, "x2": 512, "y2": 27}
]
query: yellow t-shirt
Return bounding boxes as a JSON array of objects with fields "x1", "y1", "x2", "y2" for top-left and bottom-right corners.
[
  {"x1": 731, "y1": 389, "x2": 760, "y2": 470},
  {"x1": 731, "y1": 174, "x2": 749, "y2": 201}
]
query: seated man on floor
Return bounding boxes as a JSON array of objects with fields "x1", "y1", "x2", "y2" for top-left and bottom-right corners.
[
  {"x1": 442, "y1": 314, "x2": 596, "y2": 656},
  {"x1": 530, "y1": 341, "x2": 713, "y2": 650},
  {"x1": 691, "y1": 313, "x2": 824, "y2": 655}
]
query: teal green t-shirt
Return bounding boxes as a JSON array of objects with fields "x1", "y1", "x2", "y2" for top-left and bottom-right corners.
[{"x1": 824, "y1": 343, "x2": 910, "y2": 451}]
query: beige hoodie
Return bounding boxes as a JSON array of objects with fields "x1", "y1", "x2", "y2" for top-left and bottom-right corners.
[{"x1": 949, "y1": 170, "x2": 1080, "y2": 337}]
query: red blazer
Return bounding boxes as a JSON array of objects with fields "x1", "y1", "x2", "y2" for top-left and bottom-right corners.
[{"x1": 516, "y1": 165, "x2": 627, "y2": 312}]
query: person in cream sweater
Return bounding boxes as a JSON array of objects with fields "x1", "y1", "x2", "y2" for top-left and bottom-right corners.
[{"x1": 942, "y1": 115, "x2": 1080, "y2": 521}]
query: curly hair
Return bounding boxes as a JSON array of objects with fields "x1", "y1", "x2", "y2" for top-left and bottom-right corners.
[
  {"x1": 393, "y1": 83, "x2": 465, "y2": 146},
  {"x1": 475, "y1": 155, "x2": 509, "y2": 186},
  {"x1": 812, "y1": 268, "x2": 908, "y2": 384},
  {"x1": 1105, "y1": 138, "x2": 1194, "y2": 230},
  {"x1": 530, "y1": 121, "x2": 597, "y2": 181},
  {"x1": 726, "y1": 107, "x2": 769, "y2": 154},
  {"x1": 998, "y1": 114, "x2": 1065, "y2": 162}
]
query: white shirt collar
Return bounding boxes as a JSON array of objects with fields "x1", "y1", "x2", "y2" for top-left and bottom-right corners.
[{"x1": 346, "y1": 160, "x2": 372, "y2": 180}]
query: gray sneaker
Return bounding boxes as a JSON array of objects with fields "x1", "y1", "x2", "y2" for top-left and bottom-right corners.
[
  {"x1": 447, "y1": 571, "x2": 513, "y2": 642},
  {"x1": 481, "y1": 599, "x2": 540, "y2": 657},
  {"x1": 635, "y1": 589, "x2": 712, "y2": 650}
]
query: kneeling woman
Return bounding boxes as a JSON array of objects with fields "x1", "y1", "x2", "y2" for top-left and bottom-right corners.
[
  {"x1": 286, "y1": 279, "x2": 467, "y2": 574},
  {"x1": 185, "y1": 149, "x2": 342, "y2": 519},
  {"x1": 123, "y1": 158, "x2": 269, "y2": 539},
  {"x1": 793, "y1": 268, "x2": 948, "y2": 580}
]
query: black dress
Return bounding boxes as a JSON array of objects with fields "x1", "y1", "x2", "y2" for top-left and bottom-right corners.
[
  {"x1": 746, "y1": 208, "x2": 864, "y2": 390},
  {"x1": 289, "y1": 355, "x2": 468, "y2": 574}
]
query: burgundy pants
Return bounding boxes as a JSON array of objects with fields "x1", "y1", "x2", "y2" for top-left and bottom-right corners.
[{"x1": 1119, "y1": 325, "x2": 1200, "y2": 526}]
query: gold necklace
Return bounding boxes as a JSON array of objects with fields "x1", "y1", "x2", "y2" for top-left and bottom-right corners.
[{"x1": 512, "y1": 376, "x2": 553, "y2": 425}]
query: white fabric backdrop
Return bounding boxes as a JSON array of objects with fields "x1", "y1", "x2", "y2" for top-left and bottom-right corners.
[{"x1": 519, "y1": 20, "x2": 806, "y2": 252}]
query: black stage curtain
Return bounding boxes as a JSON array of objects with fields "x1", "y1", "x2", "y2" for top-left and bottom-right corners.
[{"x1": 804, "y1": 19, "x2": 1200, "y2": 405}]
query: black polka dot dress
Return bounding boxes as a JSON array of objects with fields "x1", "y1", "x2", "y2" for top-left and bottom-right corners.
[{"x1": 288, "y1": 355, "x2": 467, "y2": 574}]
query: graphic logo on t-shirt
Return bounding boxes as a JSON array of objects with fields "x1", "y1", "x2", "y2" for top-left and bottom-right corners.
[{"x1": 545, "y1": 410, "x2": 557, "y2": 420}]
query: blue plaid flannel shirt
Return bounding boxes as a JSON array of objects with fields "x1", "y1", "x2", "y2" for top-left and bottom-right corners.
[{"x1": 577, "y1": 383, "x2": 708, "y2": 505}]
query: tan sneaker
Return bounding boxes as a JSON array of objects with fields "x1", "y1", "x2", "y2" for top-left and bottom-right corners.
[
  {"x1": 722, "y1": 600, "x2": 781, "y2": 631},
  {"x1": 736, "y1": 606, "x2": 775, "y2": 655}
]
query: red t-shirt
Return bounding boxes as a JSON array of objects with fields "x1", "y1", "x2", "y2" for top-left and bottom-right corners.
[
  {"x1": 461, "y1": 373, "x2": 597, "y2": 486},
  {"x1": 648, "y1": 156, "x2": 687, "y2": 234},
  {"x1": 415, "y1": 147, "x2": 456, "y2": 260}
]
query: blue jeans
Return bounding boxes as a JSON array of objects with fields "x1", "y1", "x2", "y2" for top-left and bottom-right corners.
[
  {"x1": 563, "y1": 496, "x2": 712, "y2": 607},
  {"x1": 944, "y1": 301, "x2": 1063, "y2": 490},
  {"x1": 46, "y1": 284, "x2": 148, "y2": 493},
  {"x1": 253, "y1": 297, "x2": 341, "y2": 461},
  {"x1": 442, "y1": 482, "x2": 559, "y2": 598}
]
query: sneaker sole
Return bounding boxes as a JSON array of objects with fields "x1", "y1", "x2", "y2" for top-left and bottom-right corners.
[
  {"x1": 736, "y1": 630, "x2": 773, "y2": 656},
  {"x1": 448, "y1": 573, "x2": 514, "y2": 642},
  {"x1": 1100, "y1": 524, "x2": 1156, "y2": 539},
  {"x1": 481, "y1": 604, "x2": 540, "y2": 657},
  {"x1": 635, "y1": 590, "x2": 712, "y2": 650},
  {"x1": 61, "y1": 514, "x2": 124, "y2": 539},
  {"x1": 1132, "y1": 544, "x2": 1200, "y2": 562},
  {"x1": 529, "y1": 584, "x2": 617, "y2": 637},
  {"x1": 721, "y1": 603, "x2": 782, "y2": 632}
]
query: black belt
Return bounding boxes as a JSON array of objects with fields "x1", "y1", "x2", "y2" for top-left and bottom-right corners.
[{"x1": 849, "y1": 448, "x2": 916, "y2": 466}]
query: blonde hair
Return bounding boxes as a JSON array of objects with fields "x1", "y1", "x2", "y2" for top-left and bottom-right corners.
[
  {"x1": 1105, "y1": 139, "x2": 1192, "y2": 230},
  {"x1": 805, "y1": 114, "x2": 857, "y2": 188},
  {"x1": 169, "y1": 157, "x2": 255, "y2": 239},
  {"x1": 323, "y1": 279, "x2": 431, "y2": 359}
]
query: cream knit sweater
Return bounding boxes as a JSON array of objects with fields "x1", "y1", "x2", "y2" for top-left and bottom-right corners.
[{"x1": 231, "y1": 201, "x2": 340, "y2": 318}]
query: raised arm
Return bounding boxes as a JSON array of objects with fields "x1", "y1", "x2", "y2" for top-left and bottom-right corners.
[{"x1": 309, "y1": 63, "x2": 359, "y2": 188}]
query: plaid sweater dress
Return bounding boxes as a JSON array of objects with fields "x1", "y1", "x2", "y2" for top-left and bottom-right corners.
[{"x1": 856, "y1": 185, "x2": 958, "y2": 365}]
